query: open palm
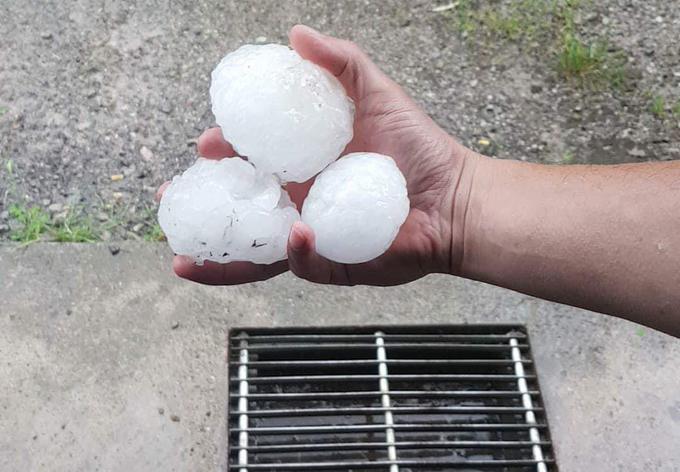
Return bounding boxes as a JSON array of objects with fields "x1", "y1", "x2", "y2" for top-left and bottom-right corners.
[{"x1": 166, "y1": 25, "x2": 468, "y2": 286}]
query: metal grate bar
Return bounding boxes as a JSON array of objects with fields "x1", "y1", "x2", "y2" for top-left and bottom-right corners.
[
  {"x1": 233, "y1": 343, "x2": 529, "y2": 351},
  {"x1": 236, "y1": 359, "x2": 532, "y2": 367},
  {"x1": 232, "y1": 406, "x2": 543, "y2": 417},
  {"x1": 245, "y1": 440, "x2": 552, "y2": 453},
  {"x1": 511, "y1": 337, "x2": 547, "y2": 472},
  {"x1": 237, "y1": 338, "x2": 249, "y2": 472},
  {"x1": 231, "y1": 390, "x2": 540, "y2": 400},
  {"x1": 232, "y1": 373, "x2": 537, "y2": 383},
  {"x1": 232, "y1": 333, "x2": 527, "y2": 342},
  {"x1": 375, "y1": 331, "x2": 399, "y2": 472},
  {"x1": 233, "y1": 423, "x2": 550, "y2": 435},
  {"x1": 239, "y1": 459, "x2": 556, "y2": 470}
]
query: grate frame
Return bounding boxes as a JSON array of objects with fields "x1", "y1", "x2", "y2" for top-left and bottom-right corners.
[{"x1": 227, "y1": 324, "x2": 558, "y2": 472}]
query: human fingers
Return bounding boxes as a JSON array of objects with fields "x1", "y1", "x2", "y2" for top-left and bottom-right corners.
[
  {"x1": 197, "y1": 127, "x2": 238, "y2": 158},
  {"x1": 288, "y1": 24, "x2": 390, "y2": 101},
  {"x1": 155, "y1": 180, "x2": 171, "y2": 202},
  {"x1": 286, "y1": 221, "x2": 354, "y2": 285},
  {"x1": 172, "y1": 256, "x2": 288, "y2": 285}
]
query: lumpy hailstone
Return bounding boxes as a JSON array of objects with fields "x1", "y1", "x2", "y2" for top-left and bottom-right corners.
[
  {"x1": 159, "y1": 158, "x2": 300, "y2": 265},
  {"x1": 210, "y1": 44, "x2": 354, "y2": 182},
  {"x1": 302, "y1": 153, "x2": 410, "y2": 264}
]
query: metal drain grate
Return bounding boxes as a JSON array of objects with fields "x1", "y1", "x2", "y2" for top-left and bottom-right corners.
[{"x1": 228, "y1": 325, "x2": 557, "y2": 471}]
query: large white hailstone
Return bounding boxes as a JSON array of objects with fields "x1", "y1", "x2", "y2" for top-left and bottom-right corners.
[
  {"x1": 302, "y1": 152, "x2": 410, "y2": 264},
  {"x1": 210, "y1": 44, "x2": 354, "y2": 182},
  {"x1": 158, "y1": 157, "x2": 300, "y2": 265}
]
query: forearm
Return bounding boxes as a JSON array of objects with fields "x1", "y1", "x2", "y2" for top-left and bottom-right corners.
[{"x1": 459, "y1": 155, "x2": 680, "y2": 336}]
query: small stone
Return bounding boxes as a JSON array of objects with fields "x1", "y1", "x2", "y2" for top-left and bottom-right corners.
[
  {"x1": 140, "y1": 146, "x2": 154, "y2": 161},
  {"x1": 112, "y1": 192, "x2": 124, "y2": 201},
  {"x1": 158, "y1": 408, "x2": 165, "y2": 415},
  {"x1": 96, "y1": 212, "x2": 109, "y2": 222},
  {"x1": 0, "y1": 224, "x2": 9, "y2": 234},
  {"x1": 61, "y1": 424, "x2": 66, "y2": 430},
  {"x1": 100, "y1": 230, "x2": 111, "y2": 241},
  {"x1": 108, "y1": 245, "x2": 120, "y2": 256},
  {"x1": 171, "y1": 321, "x2": 180, "y2": 330},
  {"x1": 205, "y1": 411, "x2": 211, "y2": 417},
  {"x1": 132, "y1": 223, "x2": 144, "y2": 233},
  {"x1": 48, "y1": 203, "x2": 63, "y2": 213},
  {"x1": 32, "y1": 435, "x2": 38, "y2": 440},
  {"x1": 0, "y1": 210, "x2": 9, "y2": 220},
  {"x1": 53, "y1": 211, "x2": 68, "y2": 225},
  {"x1": 159, "y1": 102, "x2": 173, "y2": 114},
  {"x1": 66, "y1": 309, "x2": 72, "y2": 316},
  {"x1": 42, "y1": 199, "x2": 51, "y2": 206},
  {"x1": 86, "y1": 88, "x2": 97, "y2": 98},
  {"x1": 111, "y1": 174, "x2": 124, "y2": 182},
  {"x1": 628, "y1": 147, "x2": 647, "y2": 158},
  {"x1": 41, "y1": 32, "x2": 53, "y2": 39},
  {"x1": 478, "y1": 138, "x2": 491, "y2": 147},
  {"x1": 530, "y1": 83, "x2": 543, "y2": 94},
  {"x1": 170, "y1": 414, "x2": 180, "y2": 422},
  {"x1": 255, "y1": 36, "x2": 267, "y2": 44}
]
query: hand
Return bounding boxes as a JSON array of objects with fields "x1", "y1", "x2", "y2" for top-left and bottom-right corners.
[{"x1": 159, "y1": 25, "x2": 475, "y2": 286}]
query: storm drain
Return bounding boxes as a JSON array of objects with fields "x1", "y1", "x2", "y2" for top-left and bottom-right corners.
[{"x1": 228, "y1": 325, "x2": 557, "y2": 471}]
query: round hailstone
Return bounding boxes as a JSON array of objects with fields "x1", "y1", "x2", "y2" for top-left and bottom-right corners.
[
  {"x1": 302, "y1": 152, "x2": 410, "y2": 264},
  {"x1": 210, "y1": 44, "x2": 354, "y2": 183},
  {"x1": 159, "y1": 157, "x2": 300, "y2": 265}
]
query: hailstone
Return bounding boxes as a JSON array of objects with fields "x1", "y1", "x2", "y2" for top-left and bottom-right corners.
[
  {"x1": 302, "y1": 152, "x2": 410, "y2": 264},
  {"x1": 210, "y1": 44, "x2": 354, "y2": 182},
  {"x1": 158, "y1": 157, "x2": 300, "y2": 265}
]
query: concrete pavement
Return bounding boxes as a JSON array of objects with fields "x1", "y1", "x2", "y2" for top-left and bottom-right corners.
[{"x1": 1, "y1": 243, "x2": 679, "y2": 471}]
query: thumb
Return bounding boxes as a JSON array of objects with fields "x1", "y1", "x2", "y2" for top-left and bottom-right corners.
[
  {"x1": 288, "y1": 24, "x2": 388, "y2": 101},
  {"x1": 287, "y1": 221, "x2": 354, "y2": 285}
]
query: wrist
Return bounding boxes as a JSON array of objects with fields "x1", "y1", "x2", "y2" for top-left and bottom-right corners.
[{"x1": 445, "y1": 142, "x2": 487, "y2": 277}]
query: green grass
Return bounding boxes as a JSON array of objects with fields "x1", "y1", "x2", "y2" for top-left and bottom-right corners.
[
  {"x1": 558, "y1": 34, "x2": 605, "y2": 77},
  {"x1": 562, "y1": 150, "x2": 575, "y2": 164},
  {"x1": 672, "y1": 101, "x2": 680, "y2": 119},
  {"x1": 3, "y1": 197, "x2": 168, "y2": 244},
  {"x1": 445, "y1": 0, "x2": 627, "y2": 90},
  {"x1": 8, "y1": 204, "x2": 50, "y2": 244},
  {"x1": 7, "y1": 203, "x2": 99, "y2": 244},
  {"x1": 650, "y1": 95, "x2": 667, "y2": 119},
  {"x1": 143, "y1": 223, "x2": 166, "y2": 242},
  {"x1": 556, "y1": 34, "x2": 626, "y2": 88},
  {"x1": 0, "y1": 106, "x2": 8, "y2": 117},
  {"x1": 50, "y1": 211, "x2": 98, "y2": 242}
]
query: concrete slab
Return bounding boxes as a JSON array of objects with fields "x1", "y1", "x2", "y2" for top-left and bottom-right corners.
[{"x1": 0, "y1": 243, "x2": 679, "y2": 471}]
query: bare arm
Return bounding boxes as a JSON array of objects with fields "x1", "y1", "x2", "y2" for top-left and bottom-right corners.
[
  {"x1": 455, "y1": 156, "x2": 680, "y2": 336},
  {"x1": 164, "y1": 25, "x2": 680, "y2": 338}
]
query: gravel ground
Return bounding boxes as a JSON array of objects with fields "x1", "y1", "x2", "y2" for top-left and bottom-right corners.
[{"x1": 0, "y1": 0, "x2": 678, "y2": 240}]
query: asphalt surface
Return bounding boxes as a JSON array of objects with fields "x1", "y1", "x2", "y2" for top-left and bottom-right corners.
[{"x1": 0, "y1": 0, "x2": 679, "y2": 238}]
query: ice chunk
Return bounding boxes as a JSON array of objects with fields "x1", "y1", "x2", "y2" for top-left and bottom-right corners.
[
  {"x1": 158, "y1": 157, "x2": 300, "y2": 265},
  {"x1": 210, "y1": 44, "x2": 354, "y2": 182},
  {"x1": 302, "y1": 152, "x2": 410, "y2": 264}
]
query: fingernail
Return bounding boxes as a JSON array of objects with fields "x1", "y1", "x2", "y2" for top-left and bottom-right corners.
[
  {"x1": 289, "y1": 223, "x2": 307, "y2": 253},
  {"x1": 295, "y1": 24, "x2": 324, "y2": 39}
]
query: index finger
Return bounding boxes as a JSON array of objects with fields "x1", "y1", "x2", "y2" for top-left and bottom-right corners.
[
  {"x1": 173, "y1": 256, "x2": 288, "y2": 285},
  {"x1": 197, "y1": 127, "x2": 238, "y2": 159}
]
